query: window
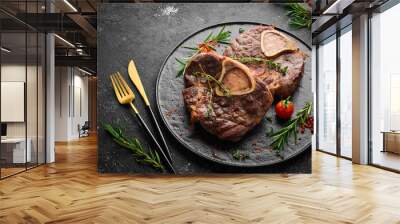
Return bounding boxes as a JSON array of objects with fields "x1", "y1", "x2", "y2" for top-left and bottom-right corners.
[
  {"x1": 0, "y1": 2, "x2": 47, "y2": 179},
  {"x1": 317, "y1": 35, "x2": 337, "y2": 154},
  {"x1": 370, "y1": 3, "x2": 400, "y2": 171},
  {"x1": 316, "y1": 24, "x2": 353, "y2": 159},
  {"x1": 339, "y1": 26, "x2": 352, "y2": 158}
]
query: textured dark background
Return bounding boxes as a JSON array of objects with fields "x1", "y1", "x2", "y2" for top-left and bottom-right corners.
[{"x1": 97, "y1": 3, "x2": 312, "y2": 174}]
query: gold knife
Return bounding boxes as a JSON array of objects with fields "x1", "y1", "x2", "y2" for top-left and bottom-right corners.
[
  {"x1": 128, "y1": 60, "x2": 150, "y2": 106},
  {"x1": 128, "y1": 60, "x2": 174, "y2": 163}
]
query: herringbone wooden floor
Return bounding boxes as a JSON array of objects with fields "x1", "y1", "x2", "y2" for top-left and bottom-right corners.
[{"x1": 1, "y1": 135, "x2": 400, "y2": 224}]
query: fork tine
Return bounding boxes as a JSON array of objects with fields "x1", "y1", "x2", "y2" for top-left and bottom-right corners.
[
  {"x1": 110, "y1": 74, "x2": 122, "y2": 101},
  {"x1": 114, "y1": 73, "x2": 128, "y2": 97},
  {"x1": 111, "y1": 73, "x2": 123, "y2": 97},
  {"x1": 117, "y1": 72, "x2": 134, "y2": 96},
  {"x1": 116, "y1": 73, "x2": 131, "y2": 97},
  {"x1": 112, "y1": 73, "x2": 126, "y2": 97}
]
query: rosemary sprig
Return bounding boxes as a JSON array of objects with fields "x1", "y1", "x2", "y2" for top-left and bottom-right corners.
[
  {"x1": 182, "y1": 46, "x2": 199, "y2": 51},
  {"x1": 210, "y1": 26, "x2": 231, "y2": 44},
  {"x1": 232, "y1": 149, "x2": 249, "y2": 161},
  {"x1": 175, "y1": 58, "x2": 187, "y2": 77},
  {"x1": 205, "y1": 100, "x2": 213, "y2": 118},
  {"x1": 205, "y1": 76, "x2": 214, "y2": 118},
  {"x1": 193, "y1": 72, "x2": 231, "y2": 96},
  {"x1": 266, "y1": 127, "x2": 274, "y2": 137},
  {"x1": 193, "y1": 71, "x2": 231, "y2": 118},
  {"x1": 103, "y1": 124, "x2": 165, "y2": 171},
  {"x1": 285, "y1": 3, "x2": 311, "y2": 29},
  {"x1": 269, "y1": 102, "x2": 312, "y2": 154},
  {"x1": 233, "y1": 56, "x2": 288, "y2": 75},
  {"x1": 176, "y1": 26, "x2": 231, "y2": 77}
]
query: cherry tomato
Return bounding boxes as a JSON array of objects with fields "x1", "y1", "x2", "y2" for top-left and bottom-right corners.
[{"x1": 275, "y1": 97, "x2": 294, "y2": 120}]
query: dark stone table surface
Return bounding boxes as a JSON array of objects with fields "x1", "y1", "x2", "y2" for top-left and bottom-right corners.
[{"x1": 97, "y1": 3, "x2": 311, "y2": 174}]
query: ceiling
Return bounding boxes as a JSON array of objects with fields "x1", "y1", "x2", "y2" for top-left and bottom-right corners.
[
  {"x1": 312, "y1": 0, "x2": 391, "y2": 44},
  {"x1": 0, "y1": 0, "x2": 167, "y2": 73},
  {"x1": 1, "y1": 32, "x2": 45, "y2": 64},
  {"x1": 0, "y1": 0, "x2": 99, "y2": 72}
]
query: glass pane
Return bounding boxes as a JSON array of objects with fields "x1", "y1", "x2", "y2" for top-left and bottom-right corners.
[
  {"x1": 371, "y1": 4, "x2": 400, "y2": 171},
  {"x1": 1, "y1": 30, "x2": 27, "y2": 177},
  {"x1": 27, "y1": 31, "x2": 38, "y2": 169},
  {"x1": 26, "y1": 0, "x2": 38, "y2": 169},
  {"x1": 38, "y1": 33, "x2": 45, "y2": 165},
  {"x1": 340, "y1": 27, "x2": 352, "y2": 158},
  {"x1": 317, "y1": 35, "x2": 337, "y2": 154}
]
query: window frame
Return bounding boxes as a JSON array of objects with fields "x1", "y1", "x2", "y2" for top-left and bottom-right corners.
[
  {"x1": 0, "y1": 1, "x2": 48, "y2": 180},
  {"x1": 367, "y1": 0, "x2": 400, "y2": 173},
  {"x1": 315, "y1": 23, "x2": 353, "y2": 161}
]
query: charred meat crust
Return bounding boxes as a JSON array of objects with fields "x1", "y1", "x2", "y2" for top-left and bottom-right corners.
[
  {"x1": 223, "y1": 25, "x2": 306, "y2": 99},
  {"x1": 182, "y1": 52, "x2": 273, "y2": 141}
]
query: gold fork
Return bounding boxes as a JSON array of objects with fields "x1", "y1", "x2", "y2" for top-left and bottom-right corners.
[{"x1": 110, "y1": 72, "x2": 176, "y2": 174}]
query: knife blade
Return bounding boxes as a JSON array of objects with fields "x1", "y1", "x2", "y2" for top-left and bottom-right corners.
[
  {"x1": 128, "y1": 60, "x2": 150, "y2": 106},
  {"x1": 127, "y1": 59, "x2": 174, "y2": 163}
]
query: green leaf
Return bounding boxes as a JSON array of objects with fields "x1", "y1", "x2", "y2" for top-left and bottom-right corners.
[
  {"x1": 269, "y1": 103, "x2": 312, "y2": 153},
  {"x1": 217, "y1": 26, "x2": 225, "y2": 36},
  {"x1": 208, "y1": 26, "x2": 231, "y2": 44},
  {"x1": 177, "y1": 26, "x2": 232, "y2": 78},
  {"x1": 175, "y1": 57, "x2": 186, "y2": 65},
  {"x1": 233, "y1": 56, "x2": 288, "y2": 75},
  {"x1": 266, "y1": 127, "x2": 274, "y2": 137},
  {"x1": 182, "y1": 46, "x2": 199, "y2": 51},
  {"x1": 175, "y1": 58, "x2": 187, "y2": 77},
  {"x1": 204, "y1": 32, "x2": 213, "y2": 42},
  {"x1": 155, "y1": 151, "x2": 161, "y2": 164},
  {"x1": 232, "y1": 149, "x2": 249, "y2": 161},
  {"x1": 103, "y1": 124, "x2": 165, "y2": 171},
  {"x1": 285, "y1": 3, "x2": 311, "y2": 29}
]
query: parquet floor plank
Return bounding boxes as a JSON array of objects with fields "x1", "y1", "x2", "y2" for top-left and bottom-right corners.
[{"x1": 0, "y1": 135, "x2": 399, "y2": 223}]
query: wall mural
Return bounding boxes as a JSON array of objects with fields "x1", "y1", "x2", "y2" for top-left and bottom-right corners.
[{"x1": 97, "y1": 3, "x2": 313, "y2": 174}]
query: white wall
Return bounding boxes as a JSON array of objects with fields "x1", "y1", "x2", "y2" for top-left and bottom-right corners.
[
  {"x1": 55, "y1": 66, "x2": 69, "y2": 141},
  {"x1": 1, "y1": 64, "x2": 40, "y2": 138},
  {"x1": 71, "y1": 73, "x2": 89, "y2": 138},
  {"x1": 1, "y1": 65, "x2": 26, "y2": 140},
  {"x1": 1, "y1": 63, "x2": 46, "y2": 164},
  {"x1": 54, "y1": 66, "x2": 89, "y2": 141}
]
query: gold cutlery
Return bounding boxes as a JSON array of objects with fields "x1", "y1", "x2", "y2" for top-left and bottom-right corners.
[
  {"x1": 128, "y1": 60, "x2": 174, "y2": 162},
  {"x1": 110, "y1": 72, "x2": 176, "y2": 173}
]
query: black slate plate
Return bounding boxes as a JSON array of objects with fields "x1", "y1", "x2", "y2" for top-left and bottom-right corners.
[{"x1": 156, "y1": 22, "x2": 312, "y2": 167}]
